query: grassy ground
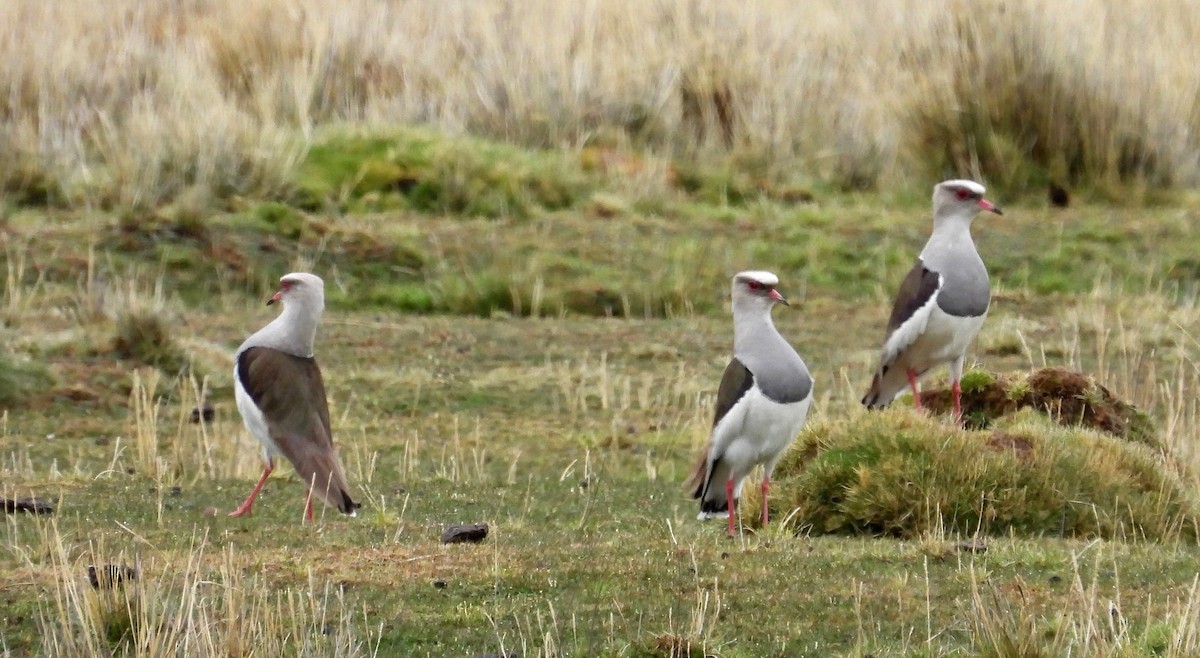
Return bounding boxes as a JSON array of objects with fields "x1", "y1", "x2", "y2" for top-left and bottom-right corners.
[
  {"x1": 5, "y1": 3, "x2": 1200, "y2": 654},
  {"x1": 4, "y1": 154, "x2": 1200, "y2": 656}
]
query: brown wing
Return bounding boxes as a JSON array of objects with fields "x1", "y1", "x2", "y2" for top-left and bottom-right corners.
[
  {"x1": 237, "y1": 347, "x2": 357, "y2": 513},
  {"x1": 711, "y1": 357, "x2": 754, "y2": 428},
  {"x1": 686, "y1": 357, "x2": 754, "y2": 500},
  {"x1": 885, "y1": 260, "x2": 942, "y2": 336}
]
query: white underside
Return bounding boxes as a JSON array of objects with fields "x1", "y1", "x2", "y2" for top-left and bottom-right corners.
[
  {"x1": 697, "y1": 386, "x2": 812, "y2": 520},
  {"x1": 899, "y1": 306, "x2": 986, "y2": 373},
  {"x1": 877, "y1": 306, "x2": 986, "y2": 404},
  {"x1": 234, "y1": 366, "x2": 279, "y2": 463}
]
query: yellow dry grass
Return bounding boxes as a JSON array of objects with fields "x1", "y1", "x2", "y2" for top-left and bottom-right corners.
[{"x1": 2, "y1": 0, "x2": 1198, "y2": 207}]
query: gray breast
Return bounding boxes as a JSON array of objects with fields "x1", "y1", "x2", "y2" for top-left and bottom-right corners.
[
  {"x1": 928, "y1": 246, "x2": 990, "y2": 318},
  {"x1": 736, "y1": 329, "x2": 812, "y2": 404}
]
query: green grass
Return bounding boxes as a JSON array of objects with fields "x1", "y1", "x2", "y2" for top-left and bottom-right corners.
[{"x1": 4, "y1": 132, "x2": 1200, "y2": 656}]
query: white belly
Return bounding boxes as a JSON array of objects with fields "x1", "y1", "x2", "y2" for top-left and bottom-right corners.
[
  {"x1": 715, "y1": 387, "x2": 812, "y2": 485},
  {"x1": 901, "y1": 307, "x2": 986, "y2": 373},
  {"x1": 234, "y1": 367, "x2": 279, "y2": 461}
]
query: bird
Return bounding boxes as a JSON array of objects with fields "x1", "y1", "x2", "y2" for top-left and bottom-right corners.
[
  {"x1": 861, "y1": 179, "x2": 1003, "y2": 423},
  {"x1": 687, "y1": 271, "x2": 814, "y2": 537},
  {"x1": 229, "y1": 272, "x2": 359, "y2": 522}
]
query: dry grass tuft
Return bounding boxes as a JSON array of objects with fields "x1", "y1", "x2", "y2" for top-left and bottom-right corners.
[
  {"x1": 22, "y1": 523, "x2": 379, "y2": 657},
  {"x1": 2, "y1": 0, "x2": 1197, "y2": 208}
]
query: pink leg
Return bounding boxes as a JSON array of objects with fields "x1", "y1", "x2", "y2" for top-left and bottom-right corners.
[
  {"x1": 303, "y1": 487, "x2": 314, "y2": 524},
  {"x1": 907, "y1": 369, "x2": 922, "y2": 410},
  {"x1": 229, "y1": 458, "x2": 274, "y2": 517},
  {"x1": 726, "y1": 478, "x2": 736, "y2": 538},
  {"x1": 952, "y1": 379, "x2": 962, "y2": 425},
  {"x1": 760, "y1": 477, "x2": 770, "y2": 527}
]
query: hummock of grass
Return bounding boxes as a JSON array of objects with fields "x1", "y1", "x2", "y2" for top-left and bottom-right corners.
[
  {"x1": 921, "y1": 367, "x2": 1157, "y2": 446},
  {"x1": 768, "y1": 408, "x2": 1200, "y2": 542},
  {"x1": 292, "y1": 129, "x2": 594, "y2": 218}
]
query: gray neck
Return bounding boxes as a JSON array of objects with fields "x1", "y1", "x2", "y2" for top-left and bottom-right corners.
[
  {"x1": 921, "y1": 217, "x2": 976, "y2": 261},
  {"x1": 921, "y1": 210, "x2": 989, "y2": 317},
  {"x1": 731, "y1": 302, "x2": 811, "y2": 403},
  {"x1": 240, "y1": 301, "x2": 322, "y2": 358},
  {"x1": 732, "y1": 295, "x2": 778, "y2": 346}
]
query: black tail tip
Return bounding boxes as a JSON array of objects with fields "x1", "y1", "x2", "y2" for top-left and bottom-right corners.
[{"x1": 699, "y1": 499, "x2": 729, "y2": 515}]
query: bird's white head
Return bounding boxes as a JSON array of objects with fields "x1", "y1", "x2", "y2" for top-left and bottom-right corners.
[
  {"x1": 731, "y1": 270, "x2": 788, "y2": 311},
  {"x1": 932, "y1": 179, "x2": 1003, "y2": 225},
  {"x1": 268, "y1": 272, "x2": 325, "y2": 314}
]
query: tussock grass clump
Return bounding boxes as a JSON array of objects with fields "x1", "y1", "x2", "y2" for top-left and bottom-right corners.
[
  {"x1": 903, "y1": 2, "x2": 1199, "y2": 197},
  {"x1": 771, "y1": 409, "x2": 1199, "y2": 541},
  {"x1": 920, "y1": 367, "x2": 1155, "y2": 446},
  {"x1": 112, "y1": 310, "x2": 187, "y2": 374}
]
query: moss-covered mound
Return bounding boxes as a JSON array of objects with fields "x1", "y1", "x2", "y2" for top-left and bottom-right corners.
[
  {"x1": 918, "y1": 367, "x2": 1155, "y2": 447},
  {"x1": 765, "y1": 409, "x2": 1198, "y2": 541}
]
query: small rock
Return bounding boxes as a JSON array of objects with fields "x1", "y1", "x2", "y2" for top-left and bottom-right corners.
[
  {"x1": 440, "y1": 522, "x2": 489, "y2": 544},
  {"x1": 2, "y1": 497, "x2": 55, "y2": 515},
  {"x1": 45, "y1": 433, "x2": 55, "y2": 441},
  {"x1": 433, "y1": 579, "x2": 447, "y2": 589},
  {"x1": 169, "y1": 486, "x2": 182, "y2": 497},
  {"x1": 956, "y1": 538, "x2": 989, "y2": 553},
  {"x1": 190, "y1": 402, "x2": 214, "y2": 424},
  {"x1": 203, "y1": 506, "x2": 219, "y2": 517},
  {"x1": 94, "y1": 436, "x2": 110, "y2": 447},
  {"x1": 1048, "y1": 182, "x2": 1070, "y2": 208},
  {"x1": 1049, "y1": 574, "x2": 1063, "y2": 584},
  {"x1": 87, "y1": 564, "x2": 137, "y2": 590}
]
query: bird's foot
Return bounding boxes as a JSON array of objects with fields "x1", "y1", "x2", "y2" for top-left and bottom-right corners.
[{"x1": 227, "y1": 503, "x2": 253, "y2": 518}]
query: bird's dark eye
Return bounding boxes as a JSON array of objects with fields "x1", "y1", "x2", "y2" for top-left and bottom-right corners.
[
  {"x1": 955, "y1": 189, "x2": 972, "y2": 201},
  {"x1": 747, "y1": 281, "x2": 762, "y2": 290}
]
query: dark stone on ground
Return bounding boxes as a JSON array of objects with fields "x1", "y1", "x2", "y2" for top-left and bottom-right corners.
[
  {"x1": 1048, "y1": 182, "x2": 1070, "y2": 208},
  {"x1": 2, "y1": 497, "x2": 55, "y2": 515},
  {"x1": 441, "y1": 522, "x2": 489, "y2": 544},
  {"x1": 190, "y1": 402, "x2": 215, "y2": 423},
  {"x1": 88, "y1": 564, "x2": 137, "y2": 589}
]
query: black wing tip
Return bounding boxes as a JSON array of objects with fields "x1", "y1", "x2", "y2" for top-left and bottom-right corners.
[
  {"x1": 340, "y1": 492, "x2": 361, "y2": 515},
  {"x1": 699, "y1": 499, "x2": 729, "y2": 515}
]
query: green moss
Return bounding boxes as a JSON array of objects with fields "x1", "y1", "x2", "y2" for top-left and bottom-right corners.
[
  {"x1": 293, "y1": 129, "x2": 594, "y2": 218},
  {"x1": 958, "y1": 369, "x2": 996, "y2": 395}
]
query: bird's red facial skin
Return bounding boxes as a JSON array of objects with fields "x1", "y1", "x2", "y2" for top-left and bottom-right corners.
[
  {"x1": 746, "y1": 281, "x2": 763, "y2": 291},
  {"x1": 955, "y1": 188, "x2": 972, "y2": 201}
]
